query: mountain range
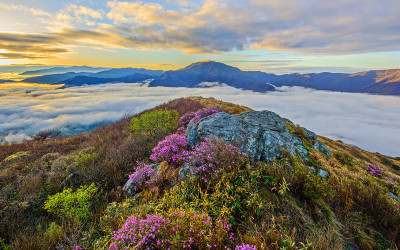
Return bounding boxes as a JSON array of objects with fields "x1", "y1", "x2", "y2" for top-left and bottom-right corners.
[
  {"x1": 0, "y1": 79, "x2": 14, "y2": 83},
  {"x1": 19, "y1": 61, "x2": 400, "y2": 95},
  {"x1": 20, "y1": 66, "x2": 110, "y2": 75}
]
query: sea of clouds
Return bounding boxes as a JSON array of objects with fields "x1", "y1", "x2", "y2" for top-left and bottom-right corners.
[{"x1": 1, "y1": 82, "x2": 399, "y2": 157}]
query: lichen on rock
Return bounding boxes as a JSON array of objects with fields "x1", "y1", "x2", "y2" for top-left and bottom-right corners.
[{"x1": 187, "y1": 110, "x2": 330, "y2": 162}]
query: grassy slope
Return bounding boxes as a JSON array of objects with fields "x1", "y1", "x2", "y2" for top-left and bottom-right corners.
[{"x1": 0, "y1": 97, "x2": 399, "y2": 249}]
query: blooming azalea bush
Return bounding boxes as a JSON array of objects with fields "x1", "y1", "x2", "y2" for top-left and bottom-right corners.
[
  {"x1": 109, "y1": 210, "x2": 234, "y2": 250},
  {"x1": 128, "y1": 162, "x2": 156, "y2": 192},
  {"x1": 150, "y1": 134, "x2": 190, "y2": 168},
  {"x1": 235, "y1": 244, "x2": 257, "y2": 250},
  {"x1": 367, "y1": 163, "x2": 383, "y2": 177},
  {"x1": 187, "y1": 137, "x2": 248, "y2": 183},
  {"x1": 177, "y1": 108, "x2": 220, "y2": 130}
]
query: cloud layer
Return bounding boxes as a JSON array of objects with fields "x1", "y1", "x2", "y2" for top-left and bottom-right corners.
[
  {"x1": 1, "y1": 0, "x2": 400, "y2": 60},
  {"x1": 1, "y1": 83, "x2": 399, "y2": 157}
]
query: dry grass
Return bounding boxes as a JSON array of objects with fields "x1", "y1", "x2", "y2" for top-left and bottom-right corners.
[{"x1": 1, "y1": 97, "x2": 400, "y2": 249}]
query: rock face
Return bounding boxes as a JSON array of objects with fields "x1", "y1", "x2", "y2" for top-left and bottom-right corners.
[
  {"x1": 122, "y1": 163, "x2": 160, "y2": 197},
  {"x1": 314, "y1": 140, "x2": 331, "y2": 156},
  {"x1": 187, "y1": 111, "x2": 330, "y2": 162}
]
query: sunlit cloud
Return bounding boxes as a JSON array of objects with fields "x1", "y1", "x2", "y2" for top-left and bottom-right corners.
[
  {"x1": 0, "y1": 83, "x2": 399, "y2": 156},
  {"x1": 0, "y1": 0, "x2": 400, "y2": 68},
  {"x1": 0, "y1": 3, "x2": 51, "y2": 17},
  {"x1": 0, "y1": 32, "x2": 71, "y2": 60}
]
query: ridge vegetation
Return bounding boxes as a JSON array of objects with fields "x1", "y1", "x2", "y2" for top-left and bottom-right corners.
[{"x1": 0, "y1": 97, "x2": 399, "y2": 249}]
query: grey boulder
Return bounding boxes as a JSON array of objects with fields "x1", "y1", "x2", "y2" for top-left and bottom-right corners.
[
  {"x1": 187, "y1": 111, "x2": 329, "y2": 162},
  {"x1": 122, "y1": 163, "x2": 160, "y2": 197}
]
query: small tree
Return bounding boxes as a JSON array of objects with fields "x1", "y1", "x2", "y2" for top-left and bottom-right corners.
[
  {"x1": 127, "y1": 109, "x2": 179, "y2": 138},
  {"x1": 32, "y1": 129, "x2": 62, "y2": 141}
]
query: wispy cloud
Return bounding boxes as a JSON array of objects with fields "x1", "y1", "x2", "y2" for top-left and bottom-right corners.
[
  {"x1": 2, "y1": 0, "x2": 400, "y2": 61},
  {"x1": 0, "y1": 83, "x2": 399, "y2": 156},
  {"x1": 0, "y1": 32, "x2": 70, "y2": 60},
  {"x1": 0, "y1": 3, "x2": 51, "y2": 17}
]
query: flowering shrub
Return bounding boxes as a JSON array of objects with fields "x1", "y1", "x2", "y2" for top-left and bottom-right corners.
[
  {"x1": 128, "y1": 162, "x2": 156, "y2": 192},
  {"x1": 109, "y1": 210, "x2": 234, "y2": 249},
  {"x1": 75, "y1": 152, "x2": 99, "y2": 169},
  {"x1": 177, "y1": 108, "x2": 219, "y2": 129},
  {"x1": 235, "y1": 244, "x2": 257, "y2": 250},
  {"x1": 150, "y1": 134, "x2": 189, "y2": 168},
  {"x1": 367, "y1": 163, "x2": 382, "y2": 177},
  {"x1": 187, "y1": 138, "x2": 248, "y2": 183}
]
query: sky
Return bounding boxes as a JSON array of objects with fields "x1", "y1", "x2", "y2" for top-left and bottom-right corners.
[
  {"x1": 1, "y1": 83, "x2": 400, "y2": 157},
  {"x1": 1, "y1": 0, "x2": 400, "y2": 73}
]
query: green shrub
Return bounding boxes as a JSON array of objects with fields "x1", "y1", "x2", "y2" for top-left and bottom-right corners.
[
  {"x1": 43, "y1": 222, "x2": 63, "y2": 246},
  {"x1": 2, "y1": 151, "x2": 31, "y2": 163},
  {"x1": 0, "y1": 237, "x2": 11, "y2": 250},
  {"x1": 75, "y1": 152, "x2": 99, "y2": 169},
  {"x1": 127, "y1": 109, "x2": 179, "y2": 138},
  {"x1": 44, "y1": 183, "x2": 98, "y2": 221},
  {"x1": 381, "y1": 157, "x2": 400, "y2": 171},
  {"x1": 302, "y1": 174, "x2": 332, "y2": 200},
  {"x1": 286, "y1": 123, "x2": 306, "y2": 139}
]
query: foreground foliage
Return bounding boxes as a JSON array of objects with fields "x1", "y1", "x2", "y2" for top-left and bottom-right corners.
[
  {"x1": 44, "y1": 183, "x2": 98, "y2": 222},
  {"x1": 0, "y1": 97, "x2": 399, "y2": 249}
]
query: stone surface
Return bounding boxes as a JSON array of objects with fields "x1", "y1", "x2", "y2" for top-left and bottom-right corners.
[
  {"x1": 122, "y1": 163, "x2": 160, "y2": 197},
  {"x1": 314, "y1": 140, "x2": 331, "y2": 156},
  {"x1": 122, "y1": 178, "x2": 136, "y2": 197},
  {"x1": 389, "y1": 192, "x2": 400, "y2": 202},
  {"x1": 317, "y1": 169, "x2": 329, "y2": 178},
  {"x1": 178, "y1": 163, "x2": 193, "y2": 181},
  {"x1": 187, "y1": 111, "x2": 329, "y2": 162},
  {"x1": 303, "y1": 127, "x2": 317, "y2": 140}
]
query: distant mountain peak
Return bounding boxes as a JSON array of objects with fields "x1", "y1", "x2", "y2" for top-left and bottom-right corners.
[
  {"x1": 150, "y1": 60, "x2": 274, "y2": 92},
  {"x1": 198, "y1": 59, "x2": 214, "y2": 62},
  {"x1": 183, "y1": 60, "x2": 240, "y2": 72}
]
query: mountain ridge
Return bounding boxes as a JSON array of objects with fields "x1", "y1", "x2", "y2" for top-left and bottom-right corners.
[{"x1": 17, "y1": 60, "x2": 400, "y2": 95}]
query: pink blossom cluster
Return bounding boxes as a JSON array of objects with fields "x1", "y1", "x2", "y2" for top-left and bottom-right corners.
[
  {"x1": 109, "y1": 211, "x2": 235, "y2": 249},
  {"x1": 188, "y1": 137, "x2": 247, "y2": 183},
  {"x1": 384, "y1": 177, "x2": 398, "y2": 191},
  {"x1": 109, "y1": 214, "x2": 167, "y2": 250},
  {"x1": 178, "y1": 108, "x2": 220, "y2": 129},
  {"x1": 128, "y1": 162, "x2": 156, "y2": 191},
  {"x1": 367, "y1": 163, "x2": 382, "y2": 177},
  {"x1": 150, "y1": 134, "x2": 190, "y2": 168},
  {"x1": 235, "y1": 244, "x2": 257, "y2": 250}
]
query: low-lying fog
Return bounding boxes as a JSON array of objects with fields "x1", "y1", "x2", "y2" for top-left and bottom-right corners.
[{"x1": 1, "y1": 82, "x2": 399, "y2": 157}]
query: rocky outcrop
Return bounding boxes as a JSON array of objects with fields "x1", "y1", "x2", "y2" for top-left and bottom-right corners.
[{"x1": 187, "y1": 111, "x2": 330, "y2": 162}]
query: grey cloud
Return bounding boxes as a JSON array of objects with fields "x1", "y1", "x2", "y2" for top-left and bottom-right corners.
[
  {"x1": 2, "y1": 0, "x2": 400, "y2": 57},
  {"x1": 99, "y1": 0, "x2": 400, "y2": 54},
  {"x1": 0, "y1": 53, "x2": 46, "y2": 59},
  {"x1": 0, "y1": 83, "x2": 399, "y2": 157},
  {"x1": 0, "y1": 32, "x2": 70, "y2": 59}
]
